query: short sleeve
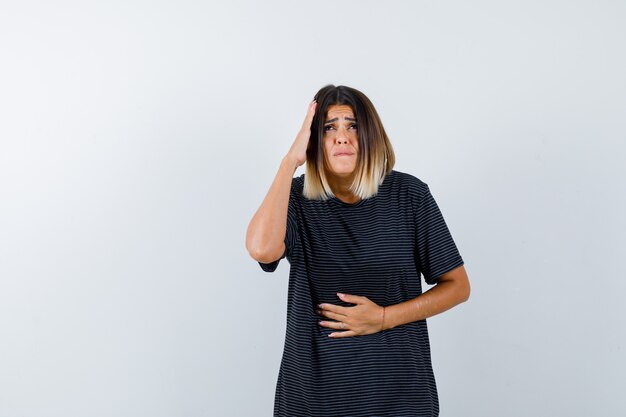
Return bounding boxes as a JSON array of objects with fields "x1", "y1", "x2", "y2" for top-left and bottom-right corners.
[
  {"x1": 414, "y1": 184, "x2": 464, "y2": 285},
  {"x1": 257, "y1": 176, "x2": 301, "y2": 273}
]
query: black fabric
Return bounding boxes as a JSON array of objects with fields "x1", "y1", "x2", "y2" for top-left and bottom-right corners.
[{"x1": 258, "y1": 169, "x2": 464, "y2": 417}]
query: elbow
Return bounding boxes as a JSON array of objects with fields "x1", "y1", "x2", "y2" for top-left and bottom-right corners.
[
  {"x1": 437, "y1": 266, "x2": 470, "y2": 304},
  {"x1": 246, "y1": 217, "x2": 287, "y2": 263},
  {"x1": 246, "y1": 241, "x2": 266, "y2": 263},
  {"x1": 246, "y1": 228, "x2": 265, "y2": 262},
  {"x1": 246, "y1": 239, "x2": 283, "y2": 264},
  {"x1": 460, "y1": 279, "x2": 471, "y2": 303},
  {"x1": 446, "y1": 275, "x2": 470, "y2": 304},
  {"x1": 455, "y1": 267, "x2": 471, "y2": 303},
  {"x1": 248, "y1": 247, "x2": 275, "y2": 264}
]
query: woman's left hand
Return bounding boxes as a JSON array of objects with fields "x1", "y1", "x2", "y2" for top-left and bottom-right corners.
[{"x1": 316, "y1": 293, "x2": 385, "y2": 338}]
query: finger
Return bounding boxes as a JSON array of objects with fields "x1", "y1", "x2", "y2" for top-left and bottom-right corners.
[
  {"x1": 318, "y1": 320, "x2": 346, "y2": 330},
  {"x1": 318, "y1": 303, "x2": 348, "y2": 316},
  {"x1": 302, "y1": 100, "x2": 316, "y2": 128},
  {"x1": 300, "y1": 100, "x2": 317, "y2": 130},
  {"x1": 337, "y1": 292, "x2": 363, "y2": 305},
  {"x1": 317, "y1": 308, "x2": 347, "y2": 321},
  {"x1": 329, "y1": 330, "x2": 356, "y2": 338}
]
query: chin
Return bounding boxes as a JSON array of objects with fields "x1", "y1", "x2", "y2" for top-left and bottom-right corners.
[
  {"x1": 329, "y1": 166, "x2": 356, "y2": 176},
  {"x1": 325, "y1": 158, "x2": 357, "y2": 177}
]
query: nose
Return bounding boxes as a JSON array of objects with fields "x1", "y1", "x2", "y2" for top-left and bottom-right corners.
[{"x1": 335, "y1": 127, "x2": 348, "y2": 144}]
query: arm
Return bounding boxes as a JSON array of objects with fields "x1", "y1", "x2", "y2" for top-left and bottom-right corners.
[
  {"x1": 382, "y1": 265, "x2": 470, "y2": 329},
  {"x1": 245, "y1": 100, "x2": 317, "y2": 264},
  {"x1": 245, "y1": 157, "x2": 298, "y2": 263},
  {"x1": 315, "y1": 265, "x2": 470, "y2": 337}
]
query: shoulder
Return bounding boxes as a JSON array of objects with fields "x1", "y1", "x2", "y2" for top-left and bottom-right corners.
[
  {"x1": 387, "y1": 170, "x2": 434, "y2": 215},
  {"x1": 390, "y1": 169, "x2": 429, "y2": 196},
  {"x1": 291, "y1": 173, "x2": 305, "y2": 190},
  {"x1": 289, "y1": 174, "x2": 305, "y2": 201}
]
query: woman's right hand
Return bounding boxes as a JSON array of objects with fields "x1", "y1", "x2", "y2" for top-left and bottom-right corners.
[{"x1": 286, "y1": 100, "x2": 317, "y2": 168}]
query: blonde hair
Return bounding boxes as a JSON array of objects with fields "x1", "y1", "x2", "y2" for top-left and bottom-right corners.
[{"x1": 303, "y1": 84, "x2": 395, "y2": 200}]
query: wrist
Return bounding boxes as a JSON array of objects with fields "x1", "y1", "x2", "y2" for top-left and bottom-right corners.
[
  {"x1": 281, "y1": 155, "x2": 299, "y2": 173},
  {"x1": 380, "y1": 306, "x2": 386, "y2": 331},
  {"x1": 382, "y1": 305, "x2": 398, "y2": 330}
]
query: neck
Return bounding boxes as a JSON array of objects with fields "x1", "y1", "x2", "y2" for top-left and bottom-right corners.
[{"x1": 328, "y1": 172, "x2": 358, "y2": 199}]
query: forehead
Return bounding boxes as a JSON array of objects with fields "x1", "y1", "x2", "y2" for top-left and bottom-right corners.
[{"x1": 325, "y1": 104, "x2": 355, "y2": 119}]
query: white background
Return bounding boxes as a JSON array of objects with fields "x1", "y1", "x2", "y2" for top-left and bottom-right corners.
[{"x1": 1, "y1": 1, "x2": 624, "y2": 416}]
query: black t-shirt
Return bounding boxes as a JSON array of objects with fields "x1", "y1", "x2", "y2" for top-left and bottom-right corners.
[{"x1": 259, "y1": 169, "x2": 464, "y2": 417}]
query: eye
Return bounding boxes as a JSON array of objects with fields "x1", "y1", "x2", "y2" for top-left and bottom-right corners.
[
  {"x1": 350, "y1": 123, "x2": 358, "y2": 129},
  {"x1": 324, "y1": 125, "x2": 334, "y2": 131}
]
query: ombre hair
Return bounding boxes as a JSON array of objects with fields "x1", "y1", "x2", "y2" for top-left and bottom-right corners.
[{"x1": 303, "y1": 84, "x2": 395, "y2": 200}]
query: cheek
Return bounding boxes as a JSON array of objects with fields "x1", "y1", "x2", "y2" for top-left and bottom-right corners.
[
  {"x1": 347, "y1": 138, "x2": 358, "y2": 152},
  {"x1": 323, "y1": 139, "x2": 334, "y2": 153}
]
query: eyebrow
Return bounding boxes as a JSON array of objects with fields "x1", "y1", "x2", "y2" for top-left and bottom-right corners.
[{"x1": 324, "y1": 117, "x2": 357, "y2": 124}]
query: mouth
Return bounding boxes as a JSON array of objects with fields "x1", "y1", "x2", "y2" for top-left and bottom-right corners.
[{"x1": 334, "y1": 152, "x2": 354, "y2": 157}]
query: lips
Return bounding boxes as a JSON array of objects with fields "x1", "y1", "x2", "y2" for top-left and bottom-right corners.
[{"x1": 334, "y1": 152, "x2": 354, "y2": 156}]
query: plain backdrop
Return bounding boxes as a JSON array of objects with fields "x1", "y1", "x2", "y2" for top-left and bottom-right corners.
[{"x1": 1, "y1": 1, "x2": 625, "y2": 416}]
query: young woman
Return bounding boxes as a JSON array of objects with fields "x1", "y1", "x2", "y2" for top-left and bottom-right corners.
[{"x1": 246, "y1": 84, "x2": 470, "y2": 417}]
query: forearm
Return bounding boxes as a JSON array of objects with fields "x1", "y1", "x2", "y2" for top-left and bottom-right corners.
[
  {"x1": 383, "y1": 279, "x2": 469, "y2": 330},
  {"x1": 245, "y1": 156, "x2": 298, "y2": 262}
]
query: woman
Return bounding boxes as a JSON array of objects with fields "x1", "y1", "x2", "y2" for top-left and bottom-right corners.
[{"x1": 246, "y1": 84, "x2": 470, "y2": 417}]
